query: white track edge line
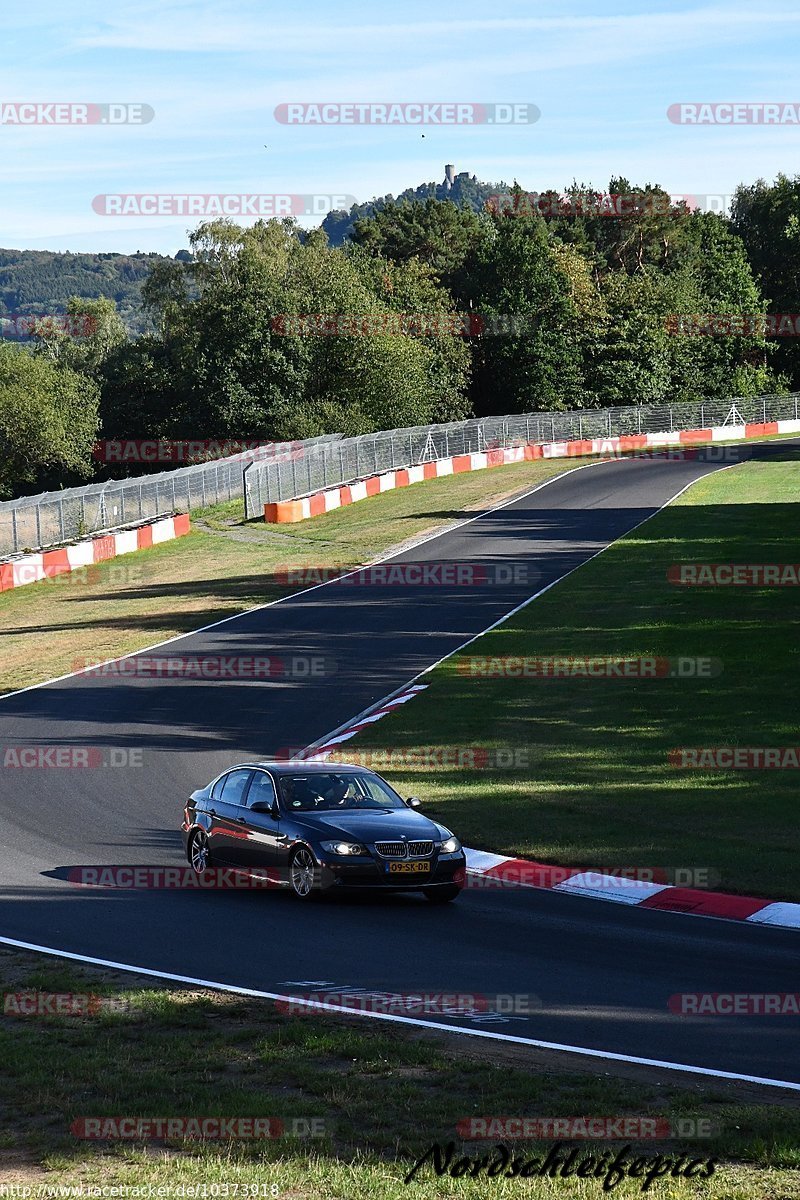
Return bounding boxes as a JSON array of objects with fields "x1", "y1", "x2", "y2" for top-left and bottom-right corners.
[{"x1": 1, "y1": 935, "x2": 797, "y2": 1092}]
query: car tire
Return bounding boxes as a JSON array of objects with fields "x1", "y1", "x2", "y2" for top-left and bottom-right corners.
[
  {"x1": 423, "y1": 884, "x2": 461, "y2": 904},
  {"x1": 289, "y1": 846, "x2": 318, "y2": 900},
  {"x1": 188, "y1": 829, "x2": 214, "y2": 875}
]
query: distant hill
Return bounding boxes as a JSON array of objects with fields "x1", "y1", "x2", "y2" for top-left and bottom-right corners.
[
  {"x1": 0, "y1": 173, "x2": 506, "y2": 330},
  {"x1": 321, "y1": 167, "x2": 511, "y2": 246},
  {"x1": 0, "y1": 248, "x2": 181, "y2": 335}
]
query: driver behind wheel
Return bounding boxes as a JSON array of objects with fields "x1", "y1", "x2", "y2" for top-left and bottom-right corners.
[
  {"x1": 282, "y1": 777, "x2": 321, "y2": 811},
  {"x1": 323, "y1": 777, "x2": 350, "y2": 805}
]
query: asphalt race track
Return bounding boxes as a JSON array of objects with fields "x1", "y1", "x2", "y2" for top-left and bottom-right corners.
[{"x1": 1, "y1": 445, "x2": 798, "y2": 1088}]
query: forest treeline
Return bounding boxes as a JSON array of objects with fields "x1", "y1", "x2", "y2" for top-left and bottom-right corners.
[{"x1": 1, "y1": 172, "x2": 798, "y2": 499}]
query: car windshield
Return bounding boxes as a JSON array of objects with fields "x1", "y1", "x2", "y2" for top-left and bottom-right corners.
[{"x1": 277, "y1": 772, "x2": 405, "y2": 812}]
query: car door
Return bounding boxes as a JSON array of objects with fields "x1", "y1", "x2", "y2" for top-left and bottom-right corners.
[
  {"x1": 207, "y1": 768, "x2": 254, "y2": 863},
  {"x1": 230, "y1": 770, "x2": 287, "y2": 879}
]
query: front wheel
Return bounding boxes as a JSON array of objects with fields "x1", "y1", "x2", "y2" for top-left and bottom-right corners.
[
  {"x1": 289, "y1": 847, "x2": 318, "y2": 900},
  {"x1": 423, "y1": 884, "x2": 461, "y2": 904}
]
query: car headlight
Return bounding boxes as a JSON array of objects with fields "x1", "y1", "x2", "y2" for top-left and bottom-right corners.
[
  {"x1": 440, "y1": 836, "x2": 461, "y2": 854},
  {"x1": 320, "y1": 840, "x2": 368, "y2": 856}
]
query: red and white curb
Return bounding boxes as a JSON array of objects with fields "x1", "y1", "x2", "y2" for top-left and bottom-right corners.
[
  {"x1": 298, "y1": 686, "x2": 800, "y2": 932},
  {"x1": 294, "y1": 685, "x2": 429, "y2": 760},
  {"x1": 464, "y1": 851, "x2": 800, "y2": 929},
  {"x1": 264, "y1": 418, "x2": 800, "y2": 523},
  {"x1": 0, "y1": 513, "x2": 191, "y2": 594}
]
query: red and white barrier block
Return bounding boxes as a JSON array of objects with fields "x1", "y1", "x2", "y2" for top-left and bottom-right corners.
[
  {"x1": 0, "y1": 514, "x2": 191, "y2": 594},
  {"x1": 264, "y1": 420, "x2": 800, "y2": 523},
  {"x1": 264, "y1": 449, "x2": 528, "y2": 522}
]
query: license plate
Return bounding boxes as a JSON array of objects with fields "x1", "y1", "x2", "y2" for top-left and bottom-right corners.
[{"x1": 387, "y1": 861, "x2": 430, "y2": 875}]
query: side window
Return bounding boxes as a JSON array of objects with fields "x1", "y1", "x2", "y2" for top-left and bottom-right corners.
[
  {"x1": 220, "y1": 769, "x2": 253, "y2": 807},
  {"x1": 248, "y1": 772, "x2": 277, "y2": 809},
  {"x1": 211, "y1": 774, "x2": 227, "y2": 800}
]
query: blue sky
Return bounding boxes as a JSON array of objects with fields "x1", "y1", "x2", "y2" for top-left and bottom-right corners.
[{"x1": 2, "y1": 0, "x2": 799, "y2": 254}]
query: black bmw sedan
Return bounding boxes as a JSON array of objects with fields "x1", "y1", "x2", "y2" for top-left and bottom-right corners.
[{"x1": 182, "y1": 761, "x2": 466, "y2": 902}]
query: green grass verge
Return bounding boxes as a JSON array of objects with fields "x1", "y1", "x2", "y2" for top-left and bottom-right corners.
[
  {"x1": 0, "y1": 458, "x2": 577, "y2": 696},
  {"x1": 1, "y1": 948, "x2": 798, "y2": 1196},
  {"x1": 336, "y1": 451, "x2": 800, "y2": 901}
]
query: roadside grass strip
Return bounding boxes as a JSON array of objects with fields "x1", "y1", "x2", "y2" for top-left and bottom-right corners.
[{"x1": 1, "y1": 947, "x2": 799, "y2": 1196}]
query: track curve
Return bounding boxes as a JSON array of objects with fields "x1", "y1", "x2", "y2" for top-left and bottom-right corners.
[{"x1": 1, "y1": 445, "x2": 798, "y2": 1087}]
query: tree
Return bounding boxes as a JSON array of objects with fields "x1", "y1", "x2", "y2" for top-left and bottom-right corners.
[
  {"x1": 731, "y1": 174, "x2": 800, "y2": 388},
  {"x1": 352, "y1": 198, "x2": 487, "y2": 299},
  {"x1": 0, "y1": 247, "x2": 164, "y2": 336},
  {"x1": 0, "y1": 343, "x2": 99, "y2": 497},
  {"x1": 542, "y1": 179, "x2": 696, "y2": 276},
  {"x1": 28, "y1": 296, "x2": 127, "y2": 376},
  {"x1": 123, "y1": 218, "x2": 471, "y2": 442},
  {"x1": 463, "y1": 209, "x2": 589, "y2": 413}
]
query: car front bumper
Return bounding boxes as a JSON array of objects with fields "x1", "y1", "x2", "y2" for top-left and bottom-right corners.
[{"x1": 316, "y1": 852, "x2": 466, "y2": 891}]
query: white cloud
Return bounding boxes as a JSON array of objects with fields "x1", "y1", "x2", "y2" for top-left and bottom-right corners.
[{"x1": 71, "y1": 4, "x2": 800, "y2": 61}]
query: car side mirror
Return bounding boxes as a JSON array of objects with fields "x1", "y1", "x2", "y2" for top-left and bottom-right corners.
[
  {"x1": 406, "y1": 796, "x2": 422, "y2": 808},
  {"x1": 250, "y1": 800, "x2": 276, "y2": 815}
]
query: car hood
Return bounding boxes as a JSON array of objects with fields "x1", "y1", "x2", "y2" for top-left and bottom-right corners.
[{"x1": 294, "y1": 808, "x2": 443, "y2": 842}]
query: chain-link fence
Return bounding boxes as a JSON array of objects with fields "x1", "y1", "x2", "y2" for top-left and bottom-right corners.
[
  {"x1": 3, "y1": 392, "x2": 798, "y2": 556},
  {"x1": 0, "y1": 435, "x2": 340, "y2": 557},
  {"x1": 242, "y1": 392, "x2": 800, "y2": 518}
]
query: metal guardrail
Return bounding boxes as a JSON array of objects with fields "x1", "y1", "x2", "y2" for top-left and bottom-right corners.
[
  {"x1": 2, "y1": 392, "x2": 798, "y2": 555},
  {"x1": 0, "y1": 434, "x2": 340, "y2": 557},
  {"x1": 242, "y1": 392, "x2": 800, "y2": 519}
]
